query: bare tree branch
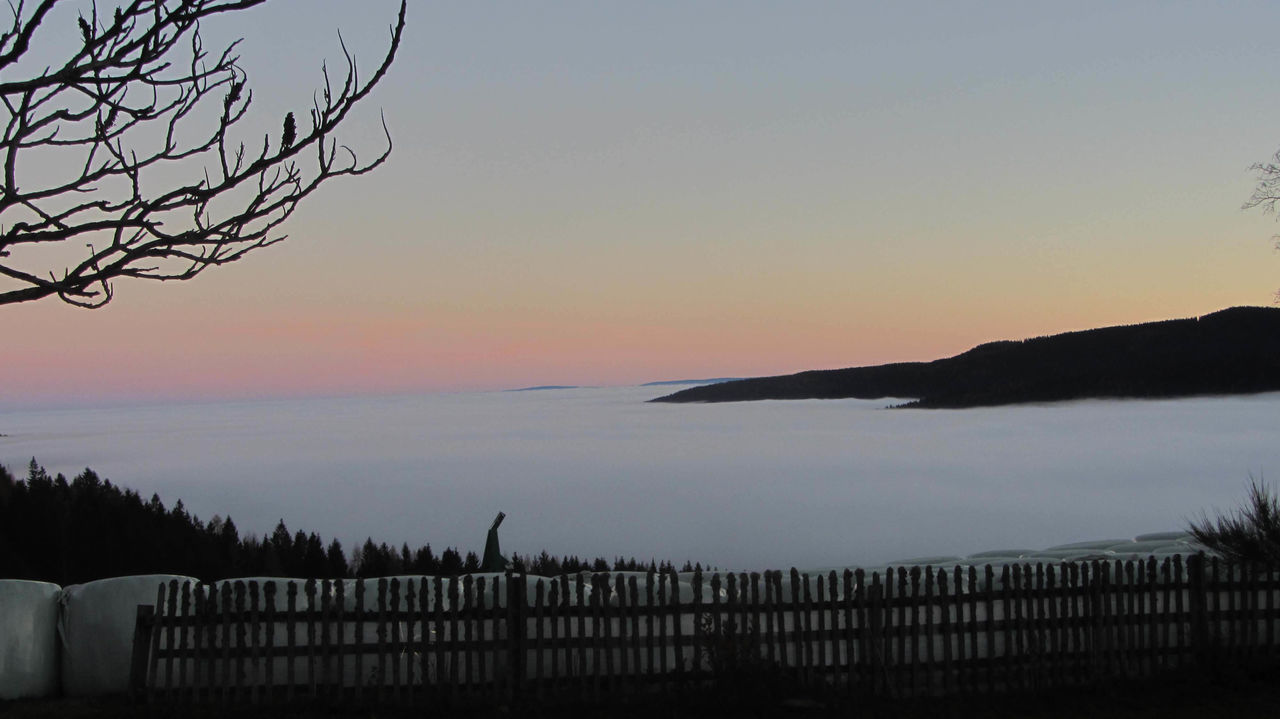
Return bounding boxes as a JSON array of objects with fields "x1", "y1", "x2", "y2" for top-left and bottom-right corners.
[
  {"x1": 1242, "y1": 147, "x2": 1280, "y2": 301},
  {"x1": 0, "y1": 0, "x2": 406, "y2": 307}
]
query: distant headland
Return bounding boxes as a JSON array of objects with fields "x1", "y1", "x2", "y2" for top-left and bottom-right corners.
[
  {"x1": 640, "y1": 378, "x2": 741, "y2": 387},
  {"x1": 651, "y1": 306, "x2": 1280, "y2": 408}
]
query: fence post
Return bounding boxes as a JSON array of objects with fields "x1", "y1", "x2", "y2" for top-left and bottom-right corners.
[
  {"x1": 130, "y1": 604, "x2": 156, "y2": 702},
  {"x1": 507, "y1": 571, "x2": 525, "y2": 705},
  {"x1": 1188, "y1": 553, "x2": 1209, "y2": 668}
]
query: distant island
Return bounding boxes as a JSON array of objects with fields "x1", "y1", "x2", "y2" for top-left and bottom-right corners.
[
  {"x1": 506, "y1": 379, "x2": 740, "y2": 392},
  {"x1": 652, "y1": 306, "x2": 1280, "y2": 408},
  {"x1": 640, "y1": 378, "x2": 741, "y2": 387}
]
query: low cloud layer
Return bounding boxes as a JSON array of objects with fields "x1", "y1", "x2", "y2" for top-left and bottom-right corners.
[{"x1": 3, "y1": 387, "x2": 1276, "y2": 571}]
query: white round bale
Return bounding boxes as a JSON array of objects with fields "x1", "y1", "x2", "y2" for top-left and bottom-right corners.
[
  {"x1": 0, "y1": 580, "x2": 61, "y2": 699},
  {"x1": 59, "y1": 574, "x2": 197, "y2": 697}
]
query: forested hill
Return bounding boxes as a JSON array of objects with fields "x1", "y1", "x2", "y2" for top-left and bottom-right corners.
[{"x1": 651, "y1": 306, "x2": 1280, "y2": 408}]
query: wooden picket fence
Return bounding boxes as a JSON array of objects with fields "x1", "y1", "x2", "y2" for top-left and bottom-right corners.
[{"x1": 130, "y1": 554, "x2": 1280, "y2": 706}]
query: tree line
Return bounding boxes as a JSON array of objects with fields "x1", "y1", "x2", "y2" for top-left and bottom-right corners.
[{"x1": 0, "y1": 460, "x2": 693, "y2": 586}]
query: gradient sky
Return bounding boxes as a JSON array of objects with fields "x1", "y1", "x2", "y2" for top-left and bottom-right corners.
[{"x1": 5, "y1": 1, "x2": 1280, "y2": 407}]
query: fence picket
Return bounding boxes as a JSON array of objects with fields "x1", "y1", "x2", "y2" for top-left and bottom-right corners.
[
  {"x1": 335, "y1": 580, "x2": 347, "y2": 701},
  {"x1": 939, "y1": 569, "x2": 953, "y2": 696},
  {"x1": 318, "y1": 580, "x2": 331, "y2": 697},
  {"x1": 164, "y1": 580, "x2": 178, "y2": 698},
  {"x1": 433, "y1": 578, "x2": 446, "y2": 698},
  {"x1": 964, "y1": 567, "x2": 978, "y2": 695},
  {"x1": 842, "y1": 570, "x2": 855, "y2": 697},
  {"x1": 146, "y1": 583, "x2": 164, "y2": 704},
  {"x1": 909, "y1": 567, "x2": 922, "y2": 696},
  {"x1": 534, "y1": 578, "x2": 546, "y2": 698},
  {"x1": 586, "y1": 574, "x2": 599, "y2": 700},
  {"x1": 376, "y1": 578, "x2": 388, "y2": 701},
  {"x1": 1244, "y1": 562, "x2": 1255, "y2": 656},
  {"x1": 983, "y1": 566, "x2": 996, "y2": 694},
  {"x1": 133, "y1": 556, "x2": 1280, "y2": 709},
  {"x1": 783, "y1": 570, "x2": 803, "y2": 680},
  {"x1": 674, "y1": 570, "x2": 686, "y2": 686},
  {"x1": 463, "y1": 573, "x2": 478, "y2": 695},
  {"x1": 853, "y1": 569, "x2": 868, "y2": 694},
  {"x1": 867, "y1": 571, "x2": 883, "y2": 696},
  {"x1": 1033, "y1": 564, "x2": 1045, "y2": 690},
  {"x1": 1267, "y1": 561, "x2": 1276, "y2": 657},
  {"x1": 248, "y1": 582, "x2": 261, "y2": 704},
  {"x1": 179, "y1": 582, "x2": 194, "y2": 702},
  {"x1": 1125, "y1": 560, "x2": 1137, "y2": 678},
  {"x1": 471, "y1": 576, "x2": 483, "y2": 696},
  {"x1": 657, "y1": 572, "x2": 670, "y2": 680},
  {"x1": 771, "y1": 571, "x2": 786, "y2": 671},
  {"x1": 447, "y1": 577, "x2": 460, "y2": 703},
  {"x1": 814, "y1": 572, "x2": 827, "y2": 684},
  {"x1": 1066, "y1": 564, "x2": 1080, "y2": 685},
  {"x1": 895, "y1": 568, "x2": 907, "y2": 693},
  {"x1": 1152, "y1": 557, "x2": 1162, "y2": 675},
  {"x1": 303, "y1": 580, "x2": 317, "y2": 697},
  {"x1": 924, "y1": 568, "x2": 936, "y2": 696},
  {"x1": 390, "y1": 578, "x2": 403, "y2": 701},
  {"x1": 354, "y1": 579, "x2": 365, "y2": 700},
  {"x1": 196, "y1": 583, "x2": 211, "y2": 703},
  {"x1": 546, "y1": 578, "x2": 560, "y2": 697},
  {"x1": 1013, "y1": 564, "x2": 1027, "y2": 692},
  {"x1": 404, "y1": 579, "x2": 416, "y2": 705},
  {"x1": 645, "y1": 571, "x2": 656, "y2": 678},
  {"x1": 629, "y1": 576, "x2": 642, "y2": 693}
]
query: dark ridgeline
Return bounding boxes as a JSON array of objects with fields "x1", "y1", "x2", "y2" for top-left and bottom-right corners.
[
  {"x1": 0, "y1": 460, "x2": 687, "y2": 586},
  {"x1": 652, "y1": 306, "x2": 1280, "y2": 407}
]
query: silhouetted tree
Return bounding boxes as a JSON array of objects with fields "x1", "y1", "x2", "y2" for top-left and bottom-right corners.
[
  {"x1": 439, "y1": 548, "x2": 463, "y2": 575},
  {"x1": 357, "y1": 539, "x2": 388, "y2": 578},
  {"x1": 325, "y1": 538, "x2": 348, "y2": 578},
  {"x1": 0, "y1": 0, "x2": 406, "y2": 307},
  {"x1": 411, "y1": 544, "x2": 437, "y2": 575},
  {"x1": 384, "y1": 542, "x2": 404, "y2": 574},
  {"x1": 462, "y1": 551, "x2": 480, "y2": 573}
]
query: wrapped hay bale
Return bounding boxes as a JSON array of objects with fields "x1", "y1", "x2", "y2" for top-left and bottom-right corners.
[
  {"x1": 59, "y1": 574, "x2": 197, "y2": 696},
  {"x1": 0, "y1": 580, "x2": 61, "y2": 699}
]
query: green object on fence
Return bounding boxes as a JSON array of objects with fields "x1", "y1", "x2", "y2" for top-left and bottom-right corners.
[{"x1": 481, "y1": 512, "x2": 508, "y2": 572}]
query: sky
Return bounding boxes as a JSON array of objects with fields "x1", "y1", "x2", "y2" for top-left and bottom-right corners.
[{"x1": 5, "y1": 1, "x2": 1280, "y2": 407}]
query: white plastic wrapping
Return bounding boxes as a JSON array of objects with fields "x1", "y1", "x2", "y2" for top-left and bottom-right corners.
[
  {"x1": 0, "y1": 580, "x2": 61, "y2": 699},
  {"x1": 59, "y1": 574, "x2": 197, "y2": 696}
]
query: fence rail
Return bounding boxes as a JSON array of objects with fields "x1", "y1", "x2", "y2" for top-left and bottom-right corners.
[{"x1": 130, "y1": 554, "x2": 1280, "y2": 706}]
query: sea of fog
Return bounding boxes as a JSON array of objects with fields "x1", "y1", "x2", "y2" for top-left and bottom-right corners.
[{"x1": 2, "y1": 386, "x2": 1278, "y2": 571}]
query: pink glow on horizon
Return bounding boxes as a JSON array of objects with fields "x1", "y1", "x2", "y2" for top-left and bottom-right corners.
[{"x1": 5, "y1": 286, "x2": 1265, "y2": 408}]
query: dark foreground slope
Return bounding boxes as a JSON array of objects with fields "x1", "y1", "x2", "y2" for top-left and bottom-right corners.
[{"x1": 652, "y1": 306, "x2": 1280, "y2": 408}]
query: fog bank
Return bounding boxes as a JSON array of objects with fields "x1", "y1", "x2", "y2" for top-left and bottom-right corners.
[{"x1": 2, "y1": 387, "x2": 1275, "y2": 570}]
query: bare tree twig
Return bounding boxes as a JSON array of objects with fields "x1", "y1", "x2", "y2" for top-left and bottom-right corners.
[{"x1": 0, "y1": 0, "x2": 406, "y2": 307}]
